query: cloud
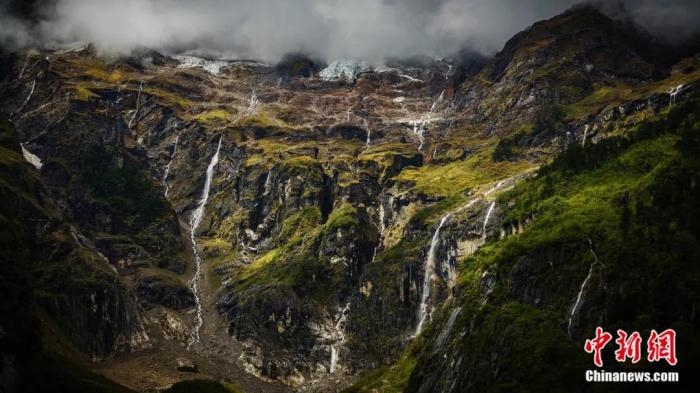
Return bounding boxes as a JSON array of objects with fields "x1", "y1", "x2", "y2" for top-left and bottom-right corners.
[{"x1": 1, "y1": 0, "x2": 698, "y2": 61}]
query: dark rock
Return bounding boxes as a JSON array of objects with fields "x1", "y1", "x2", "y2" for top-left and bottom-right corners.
[{"x1": 137, "y1": 274, "x2": 195, "y2": 310}]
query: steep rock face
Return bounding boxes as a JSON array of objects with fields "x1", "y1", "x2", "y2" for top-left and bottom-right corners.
[
  {"x1": 459, "y1": 6, "x2": 669, "y2": 143},
  {"x1": 2, "y1": 8, "x2": 699, "y2": 390},
  {"x1": 0, "y1": 117, "x2": 150, "y2": 361},
  {"x1": 394, "y1": 93, "x2": 700, "y2": 393}
]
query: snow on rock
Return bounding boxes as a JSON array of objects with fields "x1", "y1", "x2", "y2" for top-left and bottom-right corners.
[
  {"x1": 174, "y1": 55, "x2": 230, "y2": 75},
  {"x1": 20, "y1": 143, "x2": 43, "y2": 170},
  {"x1": 319, "y1": 60, "x2": 372, "y2": 82}
]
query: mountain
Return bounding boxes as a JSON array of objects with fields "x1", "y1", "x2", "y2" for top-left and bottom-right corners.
[{"x1": 1, "y1": 5, "x2": 699, "y2": 393}]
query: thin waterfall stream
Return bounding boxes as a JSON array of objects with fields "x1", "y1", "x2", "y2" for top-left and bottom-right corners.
[{"x1": 187, "y1": 136, "x2": 223, "y2": 349}]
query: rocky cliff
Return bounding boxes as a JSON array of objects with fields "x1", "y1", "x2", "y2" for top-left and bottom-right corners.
[{"x1": 1, "y1": 5, "x2": 699, "y2": 393}]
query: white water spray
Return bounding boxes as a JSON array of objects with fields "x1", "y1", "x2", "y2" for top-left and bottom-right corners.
[
  {"x1": 415, "y1": 213, "x2": 452, "y2": 335},
  {"x1": 329, "y1": 301, "x2": 351, "y2": 373},
  {"x1": 10, "y1": 79, "x2": 36, "y2": 120},
  {"x1": 411, "y1": 90, "x2": 445, "y2": 152},
  {"x1": 567, "y1": 239, "x2": 604, "y2": 337},
  {"x1": 162, "y1": 135, "x2": 180, "y2": 198},
  {"x1": 668, "y1": 84, "x2": 683, "y2": 107},
  {"x1": 581, "y1": 125, "x2": 589, "y2": 148},
  {"x1": 484, "y1": 180, "x2": 505, "y2": 197},
  {"x1": 245, "y1": 89, "x2": 258, "y2": 116},
  {"x1": 567, "y1": 263, "x2": 594, "y2": 337},
  {"x1": 128, "y1": 81, "x2": 144, "y2": 128},
  {"x1": 482, "y1": 201, "x2": 496, "y2": 241},
  {"x1": 187, "y1": 136, "x2": 223, "y2": 349},
  {"x1": 23, "y1": 79, "x2": 36, "y2": 107},
  {"x1": 363, "y1": 118, "x2": 371, "y2": 147},
  {"x1": 370, "y1": 197, "x2": 389, "y2": 264}
]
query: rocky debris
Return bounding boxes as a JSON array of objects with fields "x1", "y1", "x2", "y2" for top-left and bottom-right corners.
[{"x1": 175, "y1": 357, "x2": 198, "y2": 372}]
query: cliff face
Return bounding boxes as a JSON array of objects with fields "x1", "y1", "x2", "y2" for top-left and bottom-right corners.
[{"x1": 1, "y1": 6, "x2": 699, "y2": 392}]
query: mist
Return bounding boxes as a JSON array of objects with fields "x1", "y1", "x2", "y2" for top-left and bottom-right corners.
[{"x1": 1, "y1": 0, "x2": 699, "y2": 62}]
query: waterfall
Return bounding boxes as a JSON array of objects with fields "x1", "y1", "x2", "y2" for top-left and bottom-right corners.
[
  {"x1": 668, "y1": 84, "x2": 683, "y2": 107},
  {"x1": 581, "y1": 125, "x2": 589, "y2": 147},
  {"x1": 484, "y1": 180, "x2": 505, "y2": 197},
  {"x1": 364, "y1": 119, "x2": 371, "y2": 147},
  {"x1": 330, "y1": 347, "x2": 338, "y2": 374},
  {"x1": 410, "y1": 90, "x2": 445, "y2": 152},
  {"x1": 567, "y1": 239, "x2": 604, "y2": 337},
  {"x1": 22, "y1": 79, "x2": 36, "y2": 108},
  {"x1": 187, "y1": 135, "x2": 223, "y2": 349},
  {"x1": 329, "y1": 301, "x2": 351, "y2": 373},
  {"x1": 162, "y1": 135, "x2": 180, "y2": 198},
  {"x1": 346, "y1": 106, "x2": 352, "y2": 122},
  {"x1": 415, "y1": 213, "x2": 452, "y2": 335},
  {"x1": 412, "y1": 120, "x2": 426, "y2": 151},
  {"x1": 128, "y1": 81, "x2": 144, "y2": 128},
  {"x1": 18, "y1": 54, "x2": 30, "y2": 79},
  {"x1": 245, "y1": 89, "x2": 258, "y2": 116},
  {"x1": 567, "y1": 262, "x2": 594, "y2": 338},
  {"x1": 20, "y1": 143, "x2": 43, "y2": 170},
  {"x1": 263, "y1": 169, "x2": 274, "y2": 196},
  {"x1": 430, "y1": 90, "x2": 445, "y2": 113},
  {"x1": 482, "y1": 201, "x2": 496, "y2": 241}
]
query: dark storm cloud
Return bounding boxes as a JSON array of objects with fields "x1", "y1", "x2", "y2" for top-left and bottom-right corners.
[{"x1": 1, "y1": 0, "x2": 698, "y2": 61}]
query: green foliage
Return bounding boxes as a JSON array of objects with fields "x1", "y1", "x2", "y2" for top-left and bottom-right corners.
[
  {"x1": 357, "y1": 88, "x2": 700, "y2": 393},
  {"x1": 491, "y1": 133, "x2": 522, "y2": 162},
  {"x1": 532, "y1": 103, "x2": 566, "y2": 135},
  {"x1": 81, "y1": 146, "x2": 168, "y2": 223}
]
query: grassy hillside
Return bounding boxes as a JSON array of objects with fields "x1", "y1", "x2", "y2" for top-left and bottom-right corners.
[{"x1": 347, "y1": 85, "x2": 700, "y2": 393}]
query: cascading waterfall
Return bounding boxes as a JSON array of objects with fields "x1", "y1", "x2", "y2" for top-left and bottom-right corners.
[
  {"x1": 162, "y1": 135, "x2": 180, "y2": 198},
  {"x1": 567, "y1": 263, "x2": 594, "y2": 337},
  {"x1": 481, "y1": 201, "x2": 496, "y2": 241},
  {"x1": 581, "y1": 125, "x2": 590, "y2": 147},
  {"x1": 567, "y1": 239, "x2": 604, "y2": 337},
  {"x1": 484, "y1": 180, "x2": 505, "y2": 197},
  {"x1": 18, "y1": 54, "x2": 30, "y2": 79},
  {"x1": 370, "y1": 197, "x2": 389, "y2": 264},
  {"x1": 245, "y1": 89, "x2": 258, "y2": 115},
  {"x1": 411, "y1": 90, "x2": 445, "y2": 152},
  {"x1": 668, "y1": 84, "x2": 683, "y2": 107},
  {"x1": 430, "y1": 90, "x2": 445, "y2": 113},
  {"x1": 128, "y1": 81, "x2": 144, "y2": 128},
  {"x1": 415, "y1": 213, "x2": 452, "y2": 335},
  {"x1": 187, "y1": 135, "x2": 223, "y2": 349},
  {"x1": 329, "y1": 301, "x2": 351, "y2": 373},
  {"x1": 364, "y1": 118, "x2": 371, "y2": 147},
  {"x1": 11, "y1": 79, "x2": 36, "y2": 120},
  {"x1": 22, "y1": 79, "x2": 35, "y2": 108}
]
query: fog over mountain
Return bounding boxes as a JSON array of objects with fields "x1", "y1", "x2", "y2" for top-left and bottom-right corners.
[{"x1": 1, "y1": 0, "x2": 699, "y2": 62}]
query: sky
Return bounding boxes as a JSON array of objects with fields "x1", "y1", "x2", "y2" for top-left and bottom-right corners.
[{"x1": 1, "y1": 0, "x2": 699, "y2": 62}]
